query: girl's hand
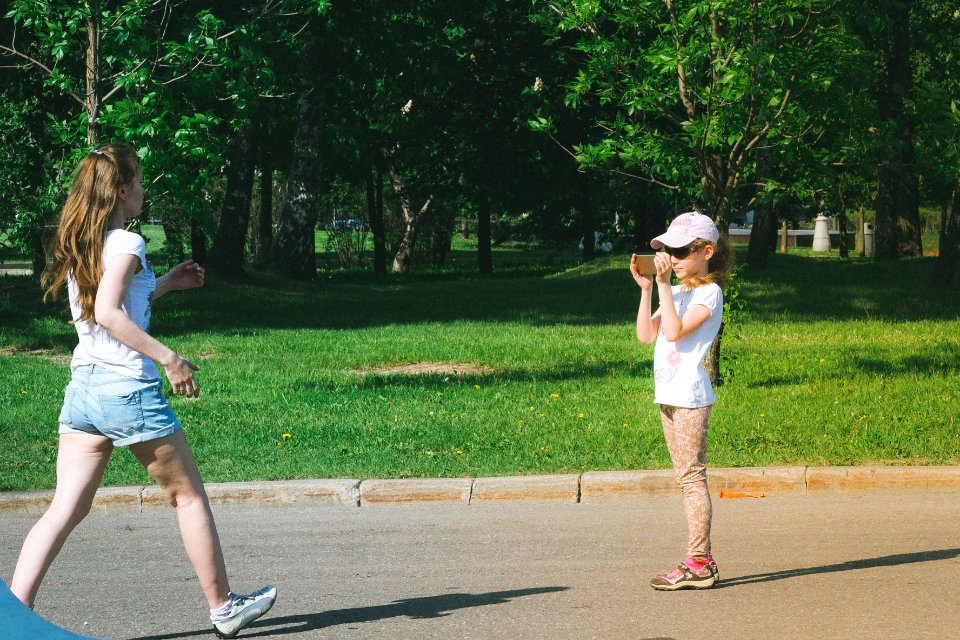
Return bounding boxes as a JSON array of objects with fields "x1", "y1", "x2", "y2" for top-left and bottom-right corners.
[
  {"x1": 654, "y1": 251, "x2": 674, "y2": 286},
  {"x1": 164, "y1": 354, "x2": 201, "y2": 398},
  {"x1": 630, "y1": 254, "x2": 654, "y2": 292},
  {"x1": 164, "y1": 260, "x2": 205, "y2": 292}
]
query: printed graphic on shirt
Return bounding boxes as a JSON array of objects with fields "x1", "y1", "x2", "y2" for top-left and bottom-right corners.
[{"x1": 654, "y1": 348, "x2": 683, "y2": 384}]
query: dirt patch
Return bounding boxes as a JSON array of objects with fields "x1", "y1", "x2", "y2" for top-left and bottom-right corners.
[
  {"x1": 0, "y1": 346, "x2": 72, "y2": 365},
  {"x1": 352, "y1": 362, "x2": 493, "y2": 376}
]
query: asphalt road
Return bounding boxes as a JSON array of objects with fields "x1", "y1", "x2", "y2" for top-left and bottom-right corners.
[{"x1": 2, "y1": 490, "x2": 958, "y2": 640}]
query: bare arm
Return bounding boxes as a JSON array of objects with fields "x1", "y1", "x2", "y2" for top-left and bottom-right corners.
[
  {"x1": 636, "y1": 291, "x2": 662, "y2": 344},
  {"x1": 652, "y1": 252, "x2": 712, "y2": 342},
  {"x1": 154, "y1": 259, "x2": 205, "y2": 300},
  {"x1": 630, "y1": 254, "x2": 661, "y2": 343},
  {"x1": 659, "y1": 295, "x2": 712, "y2": 342},
  {"x1": 94, "y1": 254, "x2": 200, "y2": 397}
]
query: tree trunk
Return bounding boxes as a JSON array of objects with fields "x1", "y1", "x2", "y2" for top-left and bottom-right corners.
[
  {"x1": 748, "y1": 207, "x2": 777, "y2": 267},
  {"x1": 190, "y1": 218, "x2": 207, "y2": 264},
  {"x1": 837, "y1": 205, "x2": 850, "y2": 259},
  {"x1": 873, "y1": 0, "x2": 922, "y2": 260},
  {"x1": 29, "y1": 224, "x2": 47, "y2": 284},
  {"x1": 934, "y1": 174, "x2": 960, "y2": 289},
  {"x1": 387, "y1": 162, "x2": 432, "y2": 274},
  {"x1": 856, "y1": 204, "x2": 865, "y2": 256},
  {"x1": 84, "y1": 0, "x2": 101, "y2": 146},
  {"x1": 747, "y1": 145, "x2": 776, "y2": 267},
  {"x1": 392, "y1": 220, "x2": 417, "y2": 274},
  {"x1": 477, "y1": 196, "x2": 493, "y2": 274},
  {"x1": 367, "y1": 167, "x2": 387, "y2": 277},
  {"x1": 700, "y1": 153, "x2": 733, "y2": 234},
  {"x1": 207, "y1": 123, "x2": 256, "y2": 277},
  {"x1": 161, "y1": 212, "x2": 188, "y2": 265},
  {"x1": 938, "y1": 200, "x2": 948, "y2": 254},
  {"x1": 253, "y1": 146, "x2": 273, "y2": 263},
  {"x1": 832, "y1": 187, "x2": 850, "y2": 259},
  {"x1": 430, "y1": 212, "x2": 454, "y2": 267},
  {"x1": 702, "y1": 323, "x2": 723, "y2": 387},
  {"x1": 875, "y1": 161, "x2": 922, "y2": 260},
  {"x1": 269, "y1": 40, "x2": 325, "y2": 280}
]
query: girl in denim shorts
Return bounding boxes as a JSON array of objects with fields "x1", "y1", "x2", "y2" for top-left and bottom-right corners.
[{"x1": 10, "y1": 143, "x2": 275, "y2": 637}]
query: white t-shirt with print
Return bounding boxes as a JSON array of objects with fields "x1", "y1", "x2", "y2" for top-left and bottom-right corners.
[
  {"x1": 653, "y1": 282, "x2": 723, "y2": 408},
  {"x1": 69, "y1": 229, "x2": 159, "y2": 380}
]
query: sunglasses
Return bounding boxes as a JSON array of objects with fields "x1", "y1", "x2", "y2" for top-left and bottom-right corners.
[{"x1": 662, "y1": 245, "x2": 696, "y2": 259}]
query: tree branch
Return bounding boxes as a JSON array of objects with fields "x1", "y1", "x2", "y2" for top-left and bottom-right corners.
[
  {"x1": 0, "y1": 44, "x2": 85, "y2": 106},
  {"x1": 663, "y1": 0, "x2": 697, "y2": 120},
  {"x1": 161, "y1": 54, "x2": 210, "y2": 84},
  {"x1": 609, "y1": 168, "x2": 680, "y2": 190}
]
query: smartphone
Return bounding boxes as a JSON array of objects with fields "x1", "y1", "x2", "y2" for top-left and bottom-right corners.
[{"x1": 632, "y1": 254, "x2": 657, "y2": 275}]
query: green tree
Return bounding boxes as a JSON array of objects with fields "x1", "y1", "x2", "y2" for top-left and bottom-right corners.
[
  {"x1": 917, "y1": 3, "x2": 960, "y2": 286},
  {"x1": 855, "y1": 0, "x2": 922, "y2": 260},
  {"x1": 534, "y1": 0, "x2": 839, "y2": 232}
]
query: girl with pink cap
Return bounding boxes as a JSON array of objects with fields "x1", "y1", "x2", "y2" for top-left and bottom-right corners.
[{"x1": 630, "y1": 211, "x2": 733, "y2": 590}]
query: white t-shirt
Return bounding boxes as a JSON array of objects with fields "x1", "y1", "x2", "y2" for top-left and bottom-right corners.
[
  {"x1": 653, "y1": 282, "x2": 723, "y2": 408},
  {"x1": 69, "y1": 229, "x2": 159, "y2": 380}
]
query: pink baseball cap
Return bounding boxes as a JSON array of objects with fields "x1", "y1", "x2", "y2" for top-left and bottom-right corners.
[{"x1": 650, "y1": 211, "x2": 720, "y2": 249}]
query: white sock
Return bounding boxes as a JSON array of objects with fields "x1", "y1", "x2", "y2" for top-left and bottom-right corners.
[{"x1": 210, "y1": 593, "x2": 235, "y2": 616}]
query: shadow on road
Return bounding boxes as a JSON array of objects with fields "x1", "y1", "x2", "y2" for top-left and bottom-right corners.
[
  {"x1": 718, "y1": 548, "x2": 960, "y2": 588},
  {"x1": 129, "y1": 586, "x2": 569, "y2": 640}
]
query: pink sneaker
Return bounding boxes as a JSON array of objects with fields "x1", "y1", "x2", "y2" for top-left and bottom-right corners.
[{"x1": 650, "y1": 555, "x2": 719, "y2": 590}]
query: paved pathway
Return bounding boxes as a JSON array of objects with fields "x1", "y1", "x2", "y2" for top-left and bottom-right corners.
[{"x1": 2, "y1": 490, "x2": 958, "y2": 639}]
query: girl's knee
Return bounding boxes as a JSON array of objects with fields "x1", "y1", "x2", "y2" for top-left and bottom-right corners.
[
  {"x1": 162, "y1": 484, "x2": 210, "y2": 510},
  {"x1": 46, "y1": 497, "x2": 93, "y2": 529}
]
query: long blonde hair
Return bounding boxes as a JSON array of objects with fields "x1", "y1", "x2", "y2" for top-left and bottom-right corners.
[
  {"x1": 41, "y1": 143, "x2": 140, "y2": 323},
  {"x1": 681, "y1": 236, "x2": 734, "y2": 291}
]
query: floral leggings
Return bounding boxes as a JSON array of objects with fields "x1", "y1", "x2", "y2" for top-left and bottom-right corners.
[{"x1": 659, "y1": 404, "x2": 712, "y2": 558}]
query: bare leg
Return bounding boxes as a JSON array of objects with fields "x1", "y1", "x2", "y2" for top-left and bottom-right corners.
[
  {"x1": 10, "y1": 434, "x2": 114, "y2": 608},
  {"x1": 130, "y1": 431, "x2": 230, "y2": 609}
]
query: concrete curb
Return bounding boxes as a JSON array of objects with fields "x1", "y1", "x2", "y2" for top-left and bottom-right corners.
[{"x1": 1, "y1": 466, "x2": 959, "y2": 515}]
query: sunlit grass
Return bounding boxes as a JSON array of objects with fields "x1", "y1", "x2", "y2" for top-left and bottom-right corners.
[{"x1": 1, "y1": 240, "x2": 958, "y2": 491}]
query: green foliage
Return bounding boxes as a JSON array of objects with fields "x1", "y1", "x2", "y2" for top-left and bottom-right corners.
[
  {"x1": 3, "y1": 0, "x2": 959, "y2": 274},
  {"x1": 0, "y1": 89, "x2": 63, "y2": 255},
  {"x1": 723, "y1": 264, "x2": 748, "y2": 327},
  {"x1": 0, "y1": 1, "x2": 327, "y2": 248},
  {"x1": 533, "y1": 0, "x2": 847, "y2": 223}
]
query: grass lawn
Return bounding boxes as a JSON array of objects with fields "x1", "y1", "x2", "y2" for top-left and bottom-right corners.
[{"x1": 1, "y1": 235, "x2": 958, "y2": 491}]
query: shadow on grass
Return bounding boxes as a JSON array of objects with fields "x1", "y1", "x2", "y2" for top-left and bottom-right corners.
[
  {"x1": 0, "y1": 261, "x2": 636, "y2": 344},
  {"x1": 154, "y1": 255, "x2": 960, "y2": 336},
  {"x1": 718, "y1": 548, "x2": 960, "y2": 588},
  {"x1": 740, "y1": 342, "x2": 960, "y2": 388},
  {"x1": 3, "y1": 254, "x2": 959, "y2": 348},
  {"x1": 741, "y1": 254, "x2": 960, "y2": 322},
  {"x1": 127, "y1": 586, "x2": 569, "y2": 640}
]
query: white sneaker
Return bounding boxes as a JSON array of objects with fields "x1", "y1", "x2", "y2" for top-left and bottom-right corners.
[{"x1": 210, "y1": 586, "x2": 277, "y2": 638}]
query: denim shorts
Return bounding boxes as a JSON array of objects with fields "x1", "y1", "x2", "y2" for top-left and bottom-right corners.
[{"x1": 58, "y1": 364, "x2": 181, "y2": 446}]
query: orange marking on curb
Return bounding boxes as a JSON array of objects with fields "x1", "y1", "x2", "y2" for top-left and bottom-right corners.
[{"x1": 719, "y1": 491, "x2": 765, "y2": 499}]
